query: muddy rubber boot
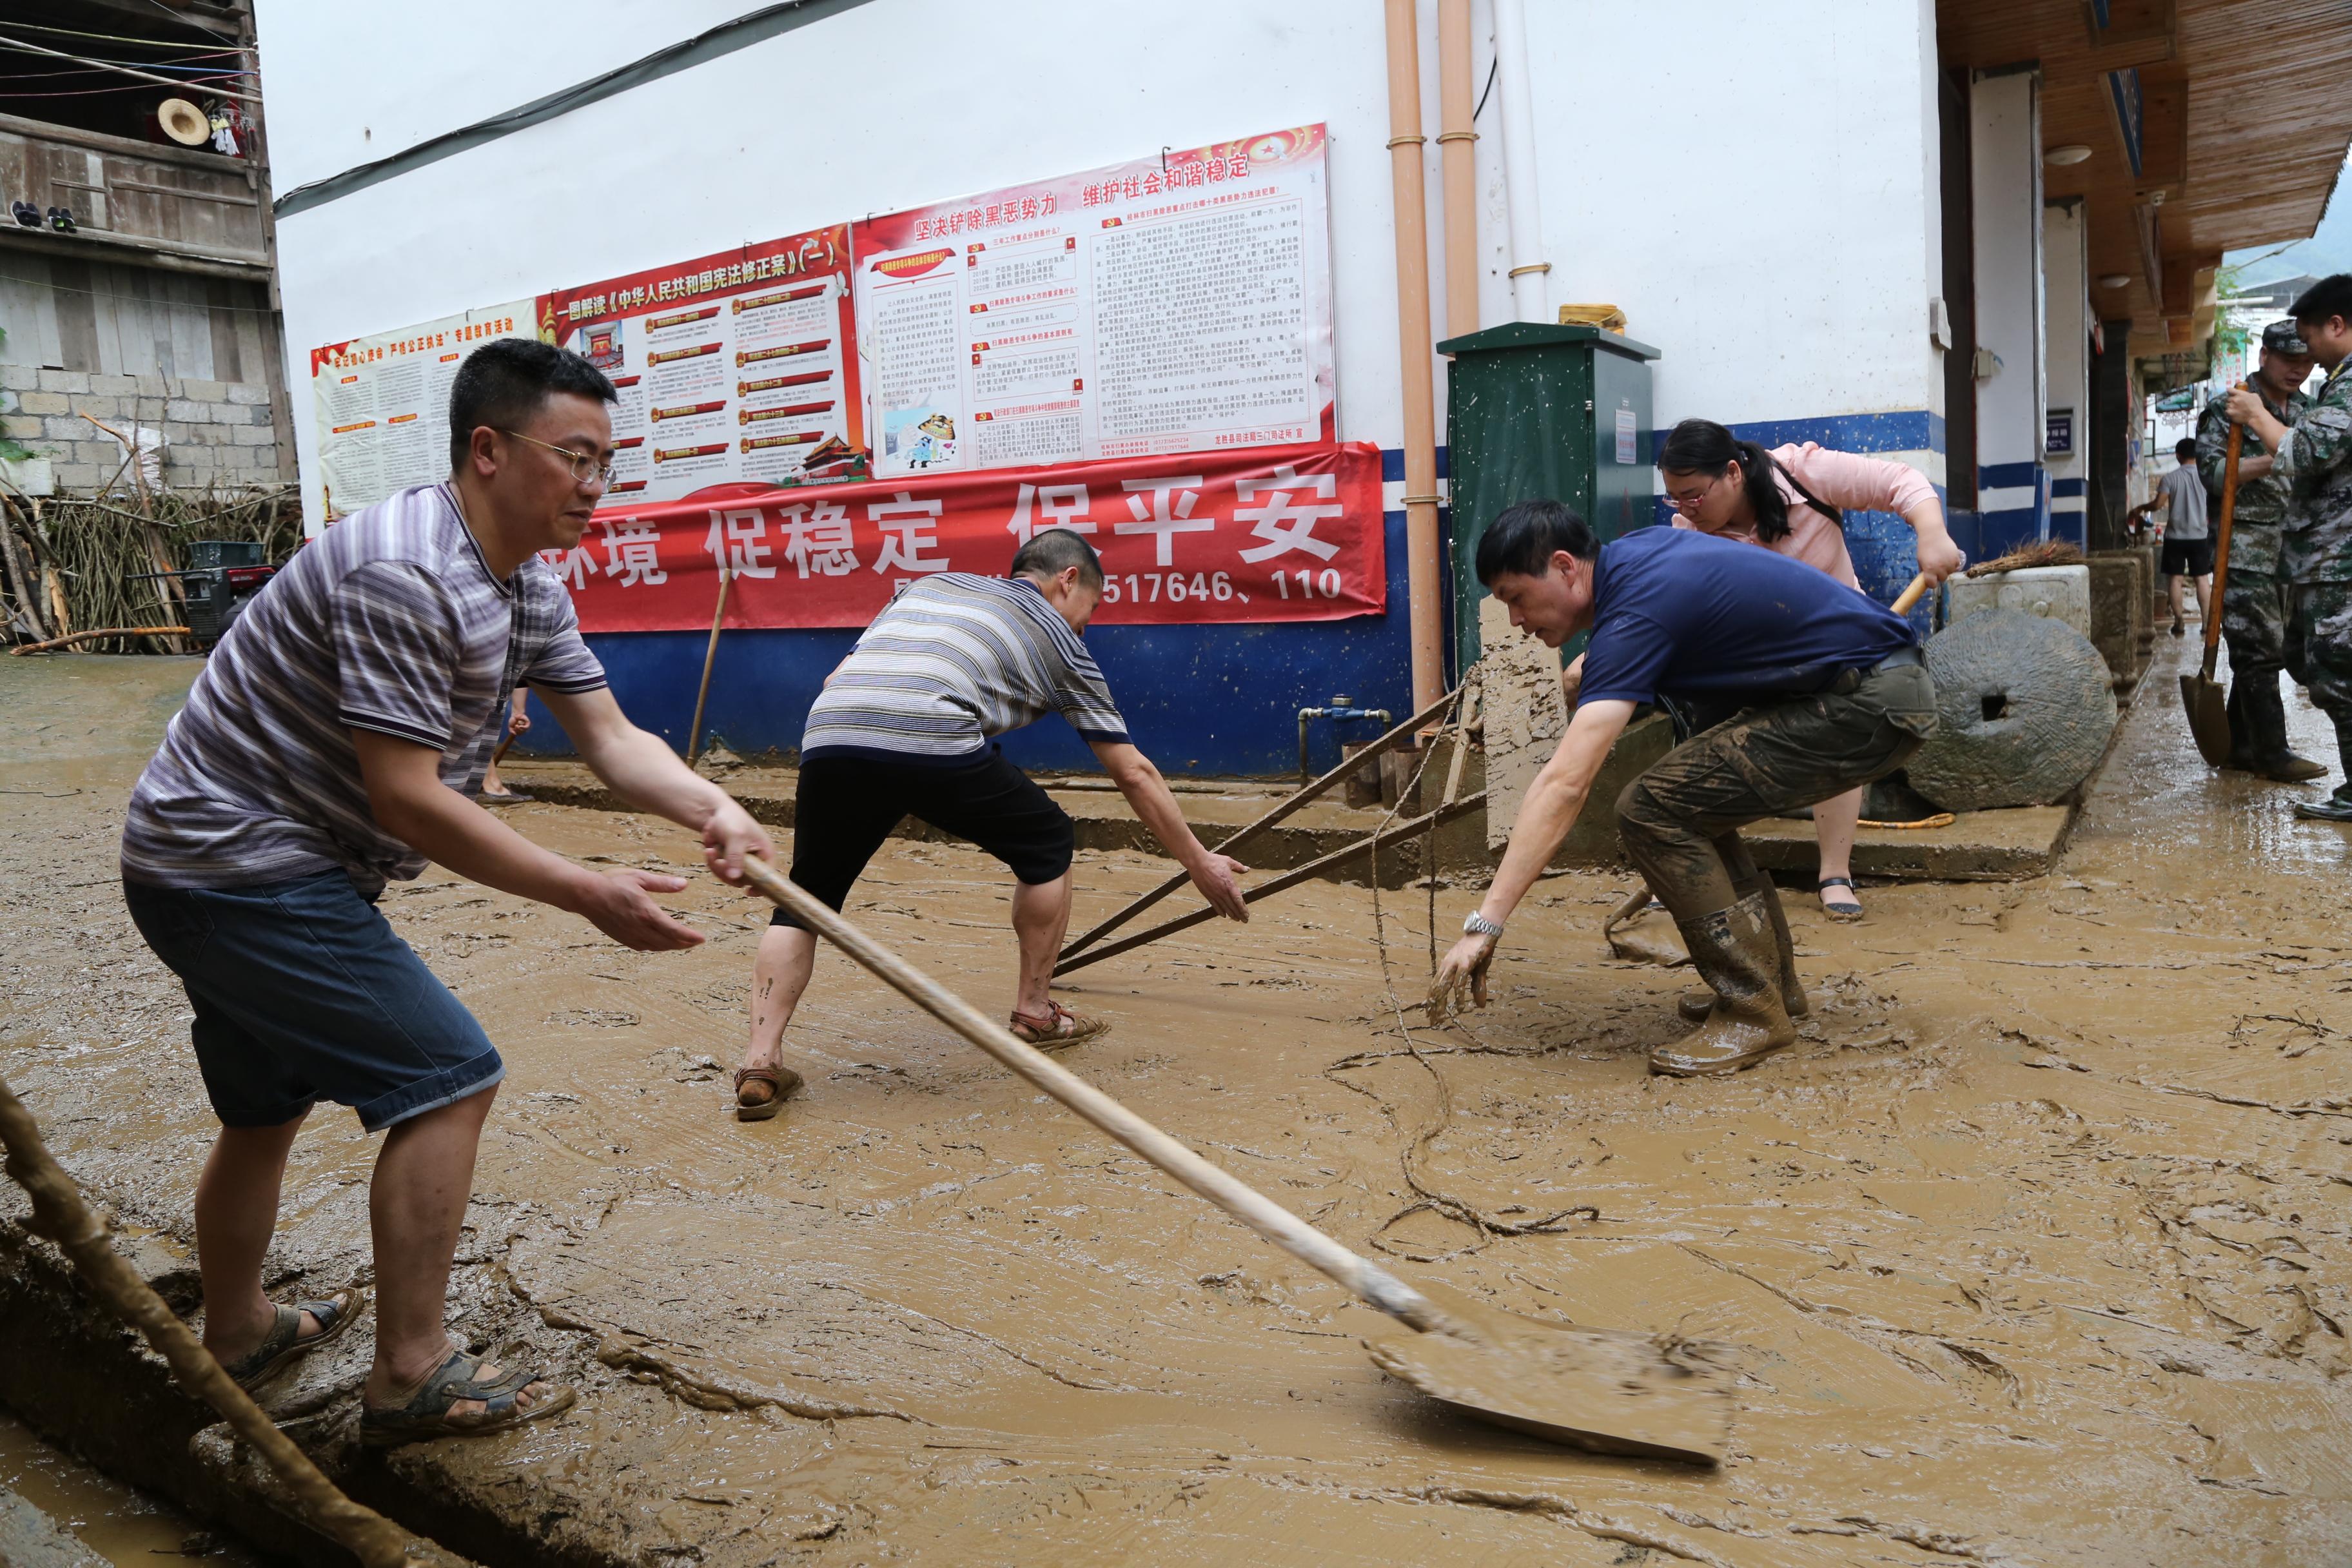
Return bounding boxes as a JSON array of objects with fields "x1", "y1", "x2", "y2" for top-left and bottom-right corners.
[
  {"x1": 1677, "y1": 873, "x2": 1807, "y2": 1023},
  {"x1": 1652, "y1": 894, "x2": 1796, "y2": 1077},
  {"x1": 2235, "y1": 680, "x2": 2328, "y2": 781}
]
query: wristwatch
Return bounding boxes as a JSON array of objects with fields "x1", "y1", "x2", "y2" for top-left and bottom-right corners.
[{"x1": 1462, "y1": 910, "x2": 1505, "y2": 939}]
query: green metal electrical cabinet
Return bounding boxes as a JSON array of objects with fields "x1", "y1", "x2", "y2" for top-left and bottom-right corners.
[{"x1": 1435, "y1": 323, "x2": 1659, "y2": 672}]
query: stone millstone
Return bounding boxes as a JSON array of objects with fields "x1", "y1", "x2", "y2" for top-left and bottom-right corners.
[{"x1": 1907, "y1": 608, "x2": 2117, "y2": 812}]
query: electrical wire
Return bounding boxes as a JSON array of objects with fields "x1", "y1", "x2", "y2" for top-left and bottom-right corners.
[
  {"x1": 0, "y1": 30, "x2": 257, "y2": 103},
  {"x1": 1, "y1": 61, "x2": 246, "y2": 80},
  {"x1": 0, "y1": 44, "x2": 246, "y2": 73},
  {"x1": 0, "y1": 79, "x2": 245, "y2": 97},
  {"x1": 0, "y1": 18, "x2": 235, "y2": 52}
]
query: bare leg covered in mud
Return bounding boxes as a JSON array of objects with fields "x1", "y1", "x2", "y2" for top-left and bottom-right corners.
[
  {"x1": 738, "y1": 926, "x2": 817, "y2": 1116},
  {"x1": 195, "y1": 1117, "x2": 319, "y2": 1363},
  {"x1": 735, "y1": 870, "x2": 1091, "y2": 1116},
  {"x1": 360, "y1": 1086, "x2": 557, "y2": 1423}
]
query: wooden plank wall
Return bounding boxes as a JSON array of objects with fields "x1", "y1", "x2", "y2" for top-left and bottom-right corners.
[{"x1": 0, "y1": 253, "x2": 271, "y2": 385}]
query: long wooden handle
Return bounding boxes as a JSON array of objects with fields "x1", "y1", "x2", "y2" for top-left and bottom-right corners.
[
  {"x1": 737, "y1": 858, "x2": 1442, "y2": 1330},
  {"x1": 1890, "y1": 572, "x2": 1930, "y2": 616},
  {"x1": 1060, "y1": 683, "x2": 1464, "y2": 959},
  {"x1": 687, "y1": 567, "x2": 732, "y2": 763},
  {"x1": 2206, "y1": 410, "x2": 2244, "y2": 680}
]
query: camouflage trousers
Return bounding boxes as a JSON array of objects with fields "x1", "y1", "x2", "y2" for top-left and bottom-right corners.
[
  {"x1": 2286, "y1": 582, "x2": 2352, "y2": 732},
  {"x1": 1616, "y1": 661, "x2": 1937, "y2": 919},
  {"x1": 2224, "y1": 572, "x2": 2297, "y2": 761}
]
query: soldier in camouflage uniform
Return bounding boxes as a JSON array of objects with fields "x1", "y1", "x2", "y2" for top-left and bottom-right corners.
[
  {"x1": 2230, "y1": 274, "x2": 2352, "y2": 820},
  {"x1": 2198, "y1": 320, "x2": 2320, "y2": 780}
]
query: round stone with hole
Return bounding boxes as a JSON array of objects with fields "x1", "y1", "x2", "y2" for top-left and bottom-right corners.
[{"x1": 1906, "y1": 607, "x2": 2118, "y2": 812}]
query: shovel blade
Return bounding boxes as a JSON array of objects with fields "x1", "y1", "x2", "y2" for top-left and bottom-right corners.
[
  {"x1": 1364, "y1": 1282, "x2": 1734, "y2": 1464},
  {"x1": 2180, "y1": 671, "x2": 2232, "y2": 767}
]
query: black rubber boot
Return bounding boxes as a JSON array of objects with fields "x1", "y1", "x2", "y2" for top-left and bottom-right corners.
[
  {"x1": 2295, "y1": 787, "x2": 2352, "y2": 822},
  {"x1": 2224, "y1": 683, "x2": 2254, "y2": 770},
  {"x1": 2292, "y1": 725, "x2": 2352, "y2": 820},
  {"x1": 2234, "y1": 678, "x2": 2329, "y2": 781},
  {"x1": 1652, "y1": 894, "x2": 1798, "y2": 1077}
]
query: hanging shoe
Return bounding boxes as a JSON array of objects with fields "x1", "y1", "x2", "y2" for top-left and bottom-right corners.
[
  {"x1": 1652, "y1": 894, "x2": 1797, "y2": 1077},
  {"x1": 45, "y1": 206, "x2": 75, "y2": 233}
]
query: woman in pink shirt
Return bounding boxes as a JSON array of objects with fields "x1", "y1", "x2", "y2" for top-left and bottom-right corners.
[{"x1": 1654, "y1": 419, "x2": 1965, "y2": 920}]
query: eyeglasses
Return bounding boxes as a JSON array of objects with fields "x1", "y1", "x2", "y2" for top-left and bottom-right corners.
[{"x1": 498, "y1": 428, "x2": 615, "y2": 487}]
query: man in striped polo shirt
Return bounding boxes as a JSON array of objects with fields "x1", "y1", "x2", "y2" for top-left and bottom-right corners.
[
  {"x1": 121, "y1": 340, "x2": 772, "y2": 1444},
  {"x1": 732, "y1": 528, "x2": 1248, "y2": 1118}
]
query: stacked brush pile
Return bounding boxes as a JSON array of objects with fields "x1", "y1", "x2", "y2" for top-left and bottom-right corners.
[{"x1": 0, "y1": 485, "x2": 299, "y2": 654}]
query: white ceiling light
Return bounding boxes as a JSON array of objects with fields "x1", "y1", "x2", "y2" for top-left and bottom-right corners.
[
  {"x1": 2099, "y1": 273, "x2": 2132, "y2": 289},
  {"x1": 2045, "y1": 144, "x2": 2095, "y2": 165}
]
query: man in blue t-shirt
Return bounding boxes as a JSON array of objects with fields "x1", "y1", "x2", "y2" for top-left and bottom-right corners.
[{"x1": 1433, "y1": 502, "x2": 1938, "y2": 1077}]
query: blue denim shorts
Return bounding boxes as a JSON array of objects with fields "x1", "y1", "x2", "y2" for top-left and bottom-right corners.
[{"x1": 123, "y1": 870, "x2": 504, "y2": 1133}]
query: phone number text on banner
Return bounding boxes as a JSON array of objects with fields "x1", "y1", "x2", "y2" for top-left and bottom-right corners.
[{"x1": 545, "y1": 442, "x2": 1386, "y2": 632}]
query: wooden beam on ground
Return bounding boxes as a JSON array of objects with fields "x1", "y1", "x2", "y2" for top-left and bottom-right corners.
[
  {"x1": 1059, "y1": 685, "x2": 1464, "y2": 961},
  {"x1": 1054, "y1": 791, "x2": 1486, "y2": 976}
]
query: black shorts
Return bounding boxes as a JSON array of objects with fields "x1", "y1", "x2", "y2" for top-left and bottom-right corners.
[
  {"x1": 2161, "y1": 536, "x2": 2215, "y2": 578},
  {"x1": 771, "y1": 749, "x2": 1075, "y2": 930}
]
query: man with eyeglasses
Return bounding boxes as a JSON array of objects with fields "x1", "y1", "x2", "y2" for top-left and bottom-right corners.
[{"x1": 119, "y1": 338, "x2": 772, "y2": 1446}]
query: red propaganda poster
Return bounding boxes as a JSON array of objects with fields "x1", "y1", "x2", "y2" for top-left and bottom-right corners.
[
  {"x1": 537, "y1": 224, "x2": 865, "y2": 507},
  {"x1": 542, "y1": 440, "x2": 1384, "y2": 632},
  {"x1": 851, "y1": 125, "x2": 1334, "y2": 480}
]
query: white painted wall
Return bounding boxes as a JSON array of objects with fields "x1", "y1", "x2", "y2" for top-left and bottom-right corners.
[
  {"x1": 1505, "y1": 0, "x2": 1946, "y2": 443},
  {"x1": 1970, "y1": 70, "x2": 2046, "y2": 506},
  {"x1": 2043, "y1": 199, "x2": 2089, "y2": 522},
  {"x1": 255, "y1": 0, "x2": 1948, "y2": 529}
]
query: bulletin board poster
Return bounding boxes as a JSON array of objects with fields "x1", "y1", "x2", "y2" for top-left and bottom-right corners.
[
  {"x1": 308, "y1": 300, "x2": 533, "y2": 520},
  {"x1": 537, "y1": 225, "x2": 864, "y2": 508},
  {"x1": 851, "y1": 124, "x2": 1335, "y2": 481}
]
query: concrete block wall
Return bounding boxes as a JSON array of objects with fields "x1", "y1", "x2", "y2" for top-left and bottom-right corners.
[{"x1": 0, "y1": 365, "x2": 291, "y2": 493}]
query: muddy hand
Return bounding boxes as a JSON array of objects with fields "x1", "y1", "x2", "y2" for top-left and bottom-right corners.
[
  {"x1": 1427, "y1": 930, "x2": 1497, "y2": 1021},
  {"x1": 576, "y1": 868, "x2": 704, "y2": 951},
  {"x1": 701, "y1": 799, "x2": 774, "y2": 887},
  {"x1": 1190, "y1": 853, "x2": 1250, "y2": 921}
]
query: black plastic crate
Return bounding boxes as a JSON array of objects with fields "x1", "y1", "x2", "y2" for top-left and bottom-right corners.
[{"x1": 188, "y1": 538, "x2": 264, "y2": 570}]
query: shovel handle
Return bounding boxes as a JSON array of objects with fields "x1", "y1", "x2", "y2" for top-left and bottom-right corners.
[
  {"x1": 734, "y1": 858, "x2": 1442, "y2": 1329},
  {"x1": 2206, "y1": 406, "x2": 2244, "y2": 680},
  {"x1": 1890, "y1": 572, "x2": 1931, "y2": 616}
]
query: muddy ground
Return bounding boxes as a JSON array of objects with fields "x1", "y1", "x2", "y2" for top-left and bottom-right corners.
[{"x1": 3, "y1": 644, "x2": 2349, "y2": 1567}]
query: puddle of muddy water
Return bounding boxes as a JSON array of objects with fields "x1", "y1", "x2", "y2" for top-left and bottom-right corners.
[{"x1": 0, "y1": 1407, "x2": 265, "y2": 1565}]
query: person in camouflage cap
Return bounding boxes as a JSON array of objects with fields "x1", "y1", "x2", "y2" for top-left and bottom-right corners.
[
  {"x1": 2199, "y1": 320, "x2": 2320, "y2": 780},
  {"x1": 2230, "y1": 274, "x2": 2352, "y2": 819}
]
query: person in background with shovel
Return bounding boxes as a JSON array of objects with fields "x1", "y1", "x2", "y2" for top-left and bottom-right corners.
[
  {"x1": 2228, "y1": 273, "x2": 2352, "y2": 821},
  {"x1": 1432, "y1": 501, "x2": 1935, "y2": 1076},
  {"x1": 2197, "y1": 322, "x2": 2322, "y2": 782},
  {"x1": 730, "y1": 527, "x2": 1248, "y2": 1119}
]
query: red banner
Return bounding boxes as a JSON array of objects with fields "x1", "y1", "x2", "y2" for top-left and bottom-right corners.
[{"x1": 542, "y1": 440, "x2": 1386, "y2": 631}]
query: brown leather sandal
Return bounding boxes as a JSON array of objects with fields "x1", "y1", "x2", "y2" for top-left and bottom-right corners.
[
  {"x1": 1008, "y1": 1001, "x2": 1110, "y2": 1050},
  {"x1": 734, "y1": 1063, "x2": 803, "y2": 1121}
]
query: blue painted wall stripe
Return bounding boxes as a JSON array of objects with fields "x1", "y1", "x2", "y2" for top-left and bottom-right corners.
[
  {"x1": 1378, "y1": 446, "x2": 1451, "y2": 482},
  {"x1": 2050, "y1": 477, "x2": 2086, "y2": 497},
  {"x1": 1978, "y1": 460, "x2": 2044, "y2": 489},
  {"x1": 1649, "y1": 409, "x2": 1941, "y2": 460}
]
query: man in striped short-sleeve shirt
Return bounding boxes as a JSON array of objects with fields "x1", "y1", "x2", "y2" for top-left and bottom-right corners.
[
  {"x1": 733, "y1": 529, "x2": 1248, "y2": 1119},
  {"x1": 120, "y1": 340, "x2": 773, "y2": 1445}
]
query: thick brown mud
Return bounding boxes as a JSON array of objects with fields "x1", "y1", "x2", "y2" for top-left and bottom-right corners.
[{"x1": 3, "y1": 647, "x2": 2349, "y2": 1565}]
